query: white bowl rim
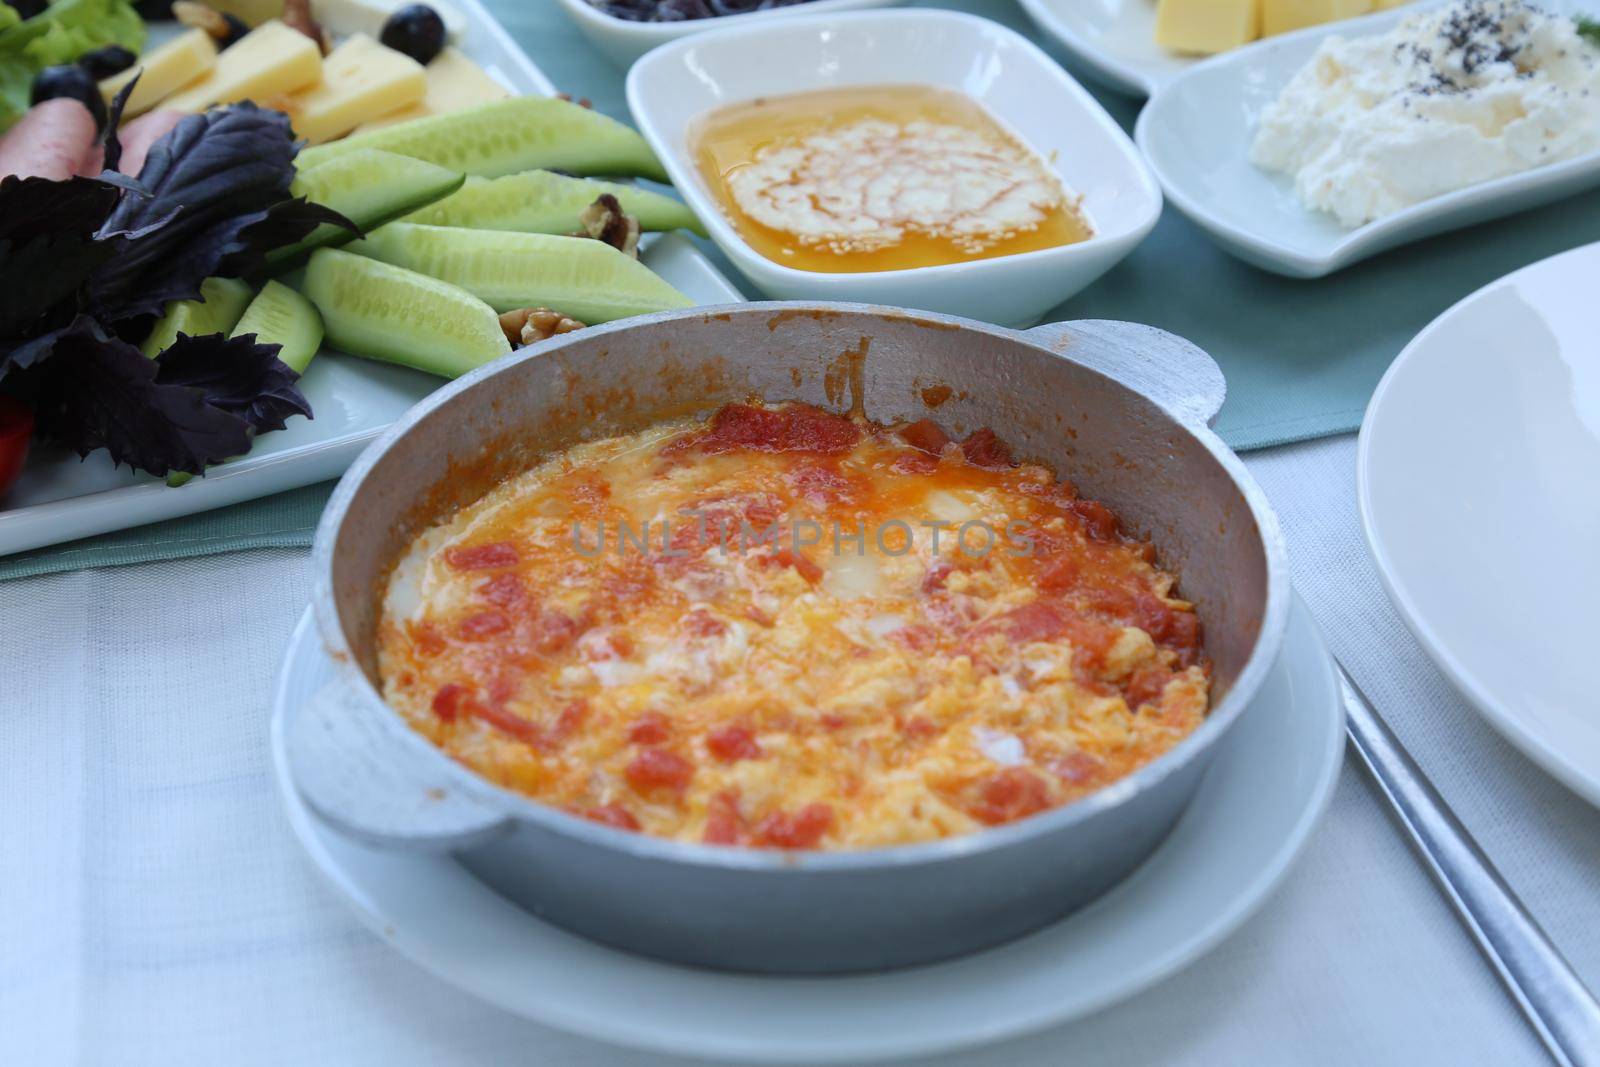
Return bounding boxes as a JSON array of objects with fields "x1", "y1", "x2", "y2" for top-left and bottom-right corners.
[
  {"x1": 625, "y1": 6, "x2": 1163, "y2": 284},
  {"x1": 551, "y1": 0, "x2": 903, "y2": 39}
]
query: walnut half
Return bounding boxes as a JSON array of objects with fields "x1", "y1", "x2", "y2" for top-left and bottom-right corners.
[
  {"x1": 500, "y1": 308, "x2": 586, "y2": 348},
  {"x1": 578, "y1": 193, "x2": 641, "y2": 259}
]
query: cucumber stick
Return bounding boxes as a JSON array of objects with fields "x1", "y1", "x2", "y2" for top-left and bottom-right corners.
[
  {"x1": 295, "y1": 97, "x2": 668, "y2": 182},
  {"x1": 301, "y1": 248, "x2": 509, "y2": 378},
  {"x1": 401, "y1": 170, "x2": 704, "y2": 237},
  {"x1": 270, "y1": 149, "x2": 467, "y2": 269},
  {"x1": 167, "y1": 281, "x2": 326, "y2": 487},
  {"x1": 350, "y1": 223, "x2": 693, "y2": 324},
  {"x1": 140, "y1": 277, "x2": 253, "y2": 358}
]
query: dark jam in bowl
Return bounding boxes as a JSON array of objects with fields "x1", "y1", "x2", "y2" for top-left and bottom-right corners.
[{"x1": 590, "y1": 0, "x2": 813, "y2": 22}]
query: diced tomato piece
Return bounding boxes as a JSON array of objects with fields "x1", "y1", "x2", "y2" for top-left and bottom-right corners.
[
  {"x1": 695, "y1": 403, "x2": 861, "y2": 456},
  {"x1": 470, "y1": 700, "x2": 543, "y2": 745},
  {"x1": 477, "y1": 572, "x2": 527, "y2": 608},
  {"x1": 628, "y1": 712, "x2": 670, "y2": 745},
  {"x1": 970, "y1": 768, "x2": 1053, "y2": 825},
  {"x1": 1065, "y1": 499, "x2": 1120, "y2": 542},
  {"x1": 899, "y1": 418, "x2": 951, "y2": 456},
  {"x1": 818, "y1": 712, "x2": 847, "y2": 731},
  {"x1": 706, "y1": 723, "x2": 763, "y2": 762},
  {"x1": 961, "y1": 428, "x2": 1014, "y2": 469},
  {"x1": 443, "y1": 541, "x2": 519, "y2": 571},
  {"x1": 1037, "y1": 554, "x2": 1081, "y2": 593},
  {"x1": 901, "y1": 716, "x2": 938, "y2": 741},
  {"x1": 890, "y1": 624, "x2": 938, "y2": 653},
  {"x1": 625, "y1": 747, "x2": 694, "y2": 795},
  {"x1": 584, "y1": 804, "x2": 640, "y2": 831},
  {"x1": 921, "y1": 559, "x2": 953, "y2": 593},
  {"x1": 532, "y1": 611, "x2": 581, "y2": 654},
  {"x1": 787, "y1": 463, "x2": 859, "y2": 508},
  {"x1": 683, "y1": 609, "x2": 727, "y2": 638},
  {"x1": 569, "y1": 477, "x2": 610, "y2": 505},
  {"x1": 891, "y1": 452, "x2": 940, "y2": 476},
  {"x1": 1050, "y1": 751, "x2": 1104, "y2": 787},
  {"x1": 992, "y1": 601, "x2": 1070, "y2": 643},
  {"x1": 431, "y1": 683, "x2": 466, "y2": 722},
  {"x1": 409, "y1": 620, "x2": 446, "y2": 656},
  {"x1": 550, "y1": 700, "x2": 588, "y2": 742},
  {"x1": 754, "y1": 803, "x2": 834, "y2": 849},
  {"x1": 766, "y1": 548, "x2": 822, "y2": 584},
  {"x1": 703, "y1": 789, "x2": 744, "y2": 845},
  {"x1": 1124, "y1": 665, "x2": 1174, "y2": 709},
  {"x1": 457, "y1": 611, "x2": 510, "y2": 640}
]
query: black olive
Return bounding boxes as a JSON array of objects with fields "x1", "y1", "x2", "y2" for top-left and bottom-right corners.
[
  {"x1": 379, "y1": 5, "x2": 446, "y2": 65},
  {"x1": 218, "y1": 13, "x2": 249, "y2": 47},
  {"x1": 30, "y1": 65, "x2": 107, "y2": 131},
  {"x1": 77, "y1": 44, "x2": 139, "y2": 81},
  {"x1": 133, "y1": 0, "x2": 175, "y2": 17},
  {"x1": 4, "y1": 0, "x2": 47, "y2": 19}
]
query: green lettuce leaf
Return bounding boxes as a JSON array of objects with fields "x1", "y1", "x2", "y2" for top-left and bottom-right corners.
[{"x1": 0, "y1": 0, "x2": 146, "y2": 133}]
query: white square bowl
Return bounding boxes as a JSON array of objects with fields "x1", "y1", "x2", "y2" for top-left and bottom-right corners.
[
  {"x1": 625, "y1": 8, "x2": 1162, "y2": 326},
  {"x1": 552, "y1": 0, "x2": 908, "y2": 70}
]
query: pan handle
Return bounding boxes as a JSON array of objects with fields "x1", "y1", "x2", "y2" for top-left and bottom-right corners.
[
  {"x1": 285, "y1": 672, "x2": 513, "y2": 852},
  {"x1": 1021, "y1": 319, "x2": 1227, "y2": 428}
]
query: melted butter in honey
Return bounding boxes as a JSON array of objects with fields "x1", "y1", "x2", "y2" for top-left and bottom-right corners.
[{"x1": 692, "y1": 84, "x2": 1092, "y2": 274}]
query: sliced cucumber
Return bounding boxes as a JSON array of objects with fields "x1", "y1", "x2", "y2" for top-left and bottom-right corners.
[
  {"x1": 350, "y1": 223, "x2": 693, "y2": 324},
  {"x1": 270, "y1": 149, "x2": 467, "y2": 270},
  {"x1": 140, "y1": 277, "x2": 254, "y2": 358},
  {"x1": 400, "y1": 170, "x2": 704, "y2": 237},
  {"x1": 233, "y1": 280, "x2": 324, "y2": 372},
  {"x1": 301, "y1": 247, "x2": 509, "y2": 378},
  {"x1": 295, "y1": 97, "x2": 667, "y2": 182},
  {"x1": 167, "y1": 281, "x2": 326, "y2": 487}
]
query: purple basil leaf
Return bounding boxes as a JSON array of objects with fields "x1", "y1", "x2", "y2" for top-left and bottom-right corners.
[
  {"x1": 100, "y1": 75, "x2": 139, "y2": 175},
  {"x1": 219, "y1": 196, "x2": 358, "y2": 280},
  {"x1": 0, "y1": 175, "x2": 121, "y2": 343},
  {"x1": 2, "y1": 316, "x2": 258, "y2": 476},
  {"x1": 87, "y1": 103, "x2": 304, "y2": 322},
  {"x1": 153, "y1": 331, "x2": 311, "y2": 434}
]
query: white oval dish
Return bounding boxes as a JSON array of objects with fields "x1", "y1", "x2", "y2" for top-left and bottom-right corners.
[
  {"x1": 1135, "y1": 0, "x2": 1600, "y2": 278},
  {"x1": 271, "y1": 596, "x2": 1344, "y2": 1063},
  {"x1": 1359, "y1": 241, "x2": 1600, "y2": 807},
  {"x1": 625, "y1": 9, "x2": 1162, "y2": 327},
  {"x1": 551, "y1": 0, "x2": 906, "y2": 70}
]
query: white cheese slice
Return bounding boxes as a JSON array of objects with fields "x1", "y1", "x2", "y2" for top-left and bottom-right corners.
[
  {"x1": 163, "y1": 21, "x2": 324, "y2": 113},
  {"x1": 100, "y1": 29, "x2": 218, "y2": 118},
  {"x1": 285, "y1": 34, "x2": 425, "y2": 144}
]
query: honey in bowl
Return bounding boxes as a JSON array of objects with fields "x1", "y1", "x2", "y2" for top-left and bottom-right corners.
[{"x1": 691, "y1": 84, "x2": 1092, "y2": 274}]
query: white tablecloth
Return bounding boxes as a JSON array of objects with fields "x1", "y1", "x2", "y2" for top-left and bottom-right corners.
[{"x1": 4, "y1": 433, "x2": 1596, "y2": 1066}]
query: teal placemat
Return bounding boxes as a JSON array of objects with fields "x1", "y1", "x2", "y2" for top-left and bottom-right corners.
[{"x1": 5, "y1": 0, "x2": 1598, "y2": 580}]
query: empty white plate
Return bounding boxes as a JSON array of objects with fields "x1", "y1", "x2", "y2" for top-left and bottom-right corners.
[
  {"x1": 271, "y1": 598, "x2": 1344, "y2": 1063},
  {"x1": 1135, "y1": 0, "x2": 1600, "y2": 277},
  {"x1": 1360, "y1": 241, "x2": 1600, "y2": 806},
  {"x1": 1015, "y1": 0, "x2": 1200, "y2": 97}
]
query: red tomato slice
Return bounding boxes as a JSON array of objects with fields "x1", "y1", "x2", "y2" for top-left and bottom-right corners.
[{"x1": 0, "y1": 396, "x2": 33, "y2": 497}]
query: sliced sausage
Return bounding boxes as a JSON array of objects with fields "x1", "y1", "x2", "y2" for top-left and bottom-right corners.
[
  {"x1": 80, "y1": 109, "x2": 186, "y2": 178},
  {"x1": 0, "y1": 98, "x2": 98, "y2": 181}
]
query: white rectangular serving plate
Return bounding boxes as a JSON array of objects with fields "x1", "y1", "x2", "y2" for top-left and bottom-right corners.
[
  {"x1": 0, "y1": 0, "x2": 744, "y2": 557},
  {"x1": 1133, "y1": 0, "x2": 1600, "y2": 277}
]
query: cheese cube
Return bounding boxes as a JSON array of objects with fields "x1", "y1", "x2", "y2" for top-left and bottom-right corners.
[
  {"x1": 208, "y1": 0, "x2": 286, "y2": 25},
  {"x1": 162, "y1": 20, "x2": 323, "y2": 113},
  {"x1": 100, "y1": 29, "x2": 218, "y2": 118},
  {"x1": 1262, "y1": 0, "x2": 1374, "y2": 37},
  {"x1": 350, "y1": 47, "x2": 509, "y2": 135},
  {"x1": 284, "y1": 35, "x2": 425, "y2": 144},
  {"x1": 1155, "y1": 0, "x2": 1261, "y2": 55}
]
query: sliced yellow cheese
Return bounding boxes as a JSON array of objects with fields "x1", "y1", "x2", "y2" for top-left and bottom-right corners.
[
  {"x1": 284, "y1": 34, "x2": 425, "y2": 145},
  {"x1": 1261, "y1": 0, "x2": 1373, "y2": 37},
  {"x1": 1370, "y1": 0, "x2": 1409, "y2": 9},
  {"x1": 350, "y1": 47, "x2": 510, "y2": 135},
  {"x1": 162, "y1": 20, "x2": 323, "y2": 114},
  {"x1": 99, "y1": 29, "x2": 218, "y2": 118},
  {"x1": 1155, "y1": 0, "x2": 1261, "y2": 55},
  {"x1": 208, "y1": 0, "x2": 285, "y2": 25}
]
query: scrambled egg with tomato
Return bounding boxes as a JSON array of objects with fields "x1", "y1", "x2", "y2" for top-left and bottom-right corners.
[{"x1": 377, "y1": 403, "x2": 1208, "y2": 850}]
